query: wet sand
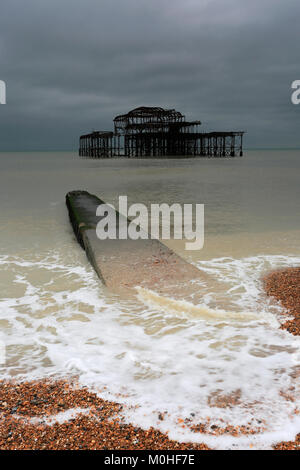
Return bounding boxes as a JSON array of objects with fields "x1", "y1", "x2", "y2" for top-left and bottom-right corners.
[
  {"x1": 264, "y1": 267, "x2": 300, "y2": 336},
  {"x1": 264, "y1": 267, "x2": 300, "y2": 450},
  {"x1": 0, "y1": 380, "x2": 209, "y2": 450}
]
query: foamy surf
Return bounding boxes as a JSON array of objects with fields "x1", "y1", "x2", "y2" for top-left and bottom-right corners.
[
  {"x1": 136, "y1": 286, "x2": 259, "y2": 321},
  {"x1": 1, "y1": 253, "x2": 300, "y2": 449}
]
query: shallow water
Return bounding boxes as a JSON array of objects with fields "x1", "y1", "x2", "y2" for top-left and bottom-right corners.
[{"x1": 0, "y1": 150, "x2": 300, "y2": 449}]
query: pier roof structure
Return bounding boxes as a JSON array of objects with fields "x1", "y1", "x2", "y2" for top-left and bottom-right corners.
[{"x1": 79, "y1": 106, "x2": 244, "y2": 158}]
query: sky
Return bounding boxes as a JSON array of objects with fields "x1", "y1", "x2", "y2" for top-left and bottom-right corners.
[{"x1": 0, "y1": 0, "x2": 300, "y2": 150}]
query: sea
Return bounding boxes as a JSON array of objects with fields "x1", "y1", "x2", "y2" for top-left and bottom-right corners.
[{"x1": 0, "y1": 150, "x2": 300, "y2": 449}]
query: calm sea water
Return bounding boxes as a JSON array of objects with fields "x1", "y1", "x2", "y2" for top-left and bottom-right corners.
[{"x1": 0, "y1": 150, "x2": 300, "y2": 449}]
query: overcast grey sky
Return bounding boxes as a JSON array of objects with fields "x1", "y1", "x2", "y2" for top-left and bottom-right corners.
[{"x1": 0, "y1": 0, "x2": 299, "y2": 150}]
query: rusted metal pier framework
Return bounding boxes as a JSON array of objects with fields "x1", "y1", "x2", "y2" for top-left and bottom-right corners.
[
  {"x1": 79, "y1": 131, "x2": 114, "y2": 158},
  {"x1": 79, "y1": 107, "x2": 244, "y2": 158}
]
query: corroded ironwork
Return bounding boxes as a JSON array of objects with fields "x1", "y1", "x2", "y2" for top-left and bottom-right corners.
[{"x1": 79, "y1": 107, "x2": 245, "y2": 158}]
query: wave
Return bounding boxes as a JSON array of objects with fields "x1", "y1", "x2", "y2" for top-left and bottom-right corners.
[{"x1": 0, "y1": 253, "x2": 300, "y2": 449}]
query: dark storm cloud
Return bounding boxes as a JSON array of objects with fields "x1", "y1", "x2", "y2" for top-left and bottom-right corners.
[{"x1": 0, "y1": 0, "x2": 300, "y2": 150}]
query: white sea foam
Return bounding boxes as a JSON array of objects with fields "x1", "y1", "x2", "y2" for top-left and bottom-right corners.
[
  {"x1": 4, "y1": 408, "x2": 91, "y2": 426},
  {"x1": 0, "y1": 253, "x2": 300, "y2": 449}
]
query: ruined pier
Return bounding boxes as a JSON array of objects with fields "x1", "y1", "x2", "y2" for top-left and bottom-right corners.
[{"x1": 79, "y1": 106, "x2": 245, "y2": 158}]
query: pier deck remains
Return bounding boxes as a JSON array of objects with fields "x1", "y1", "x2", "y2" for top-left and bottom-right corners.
[{"x1": 79, "y1": 106, "x2": 245, "y2": 158}]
